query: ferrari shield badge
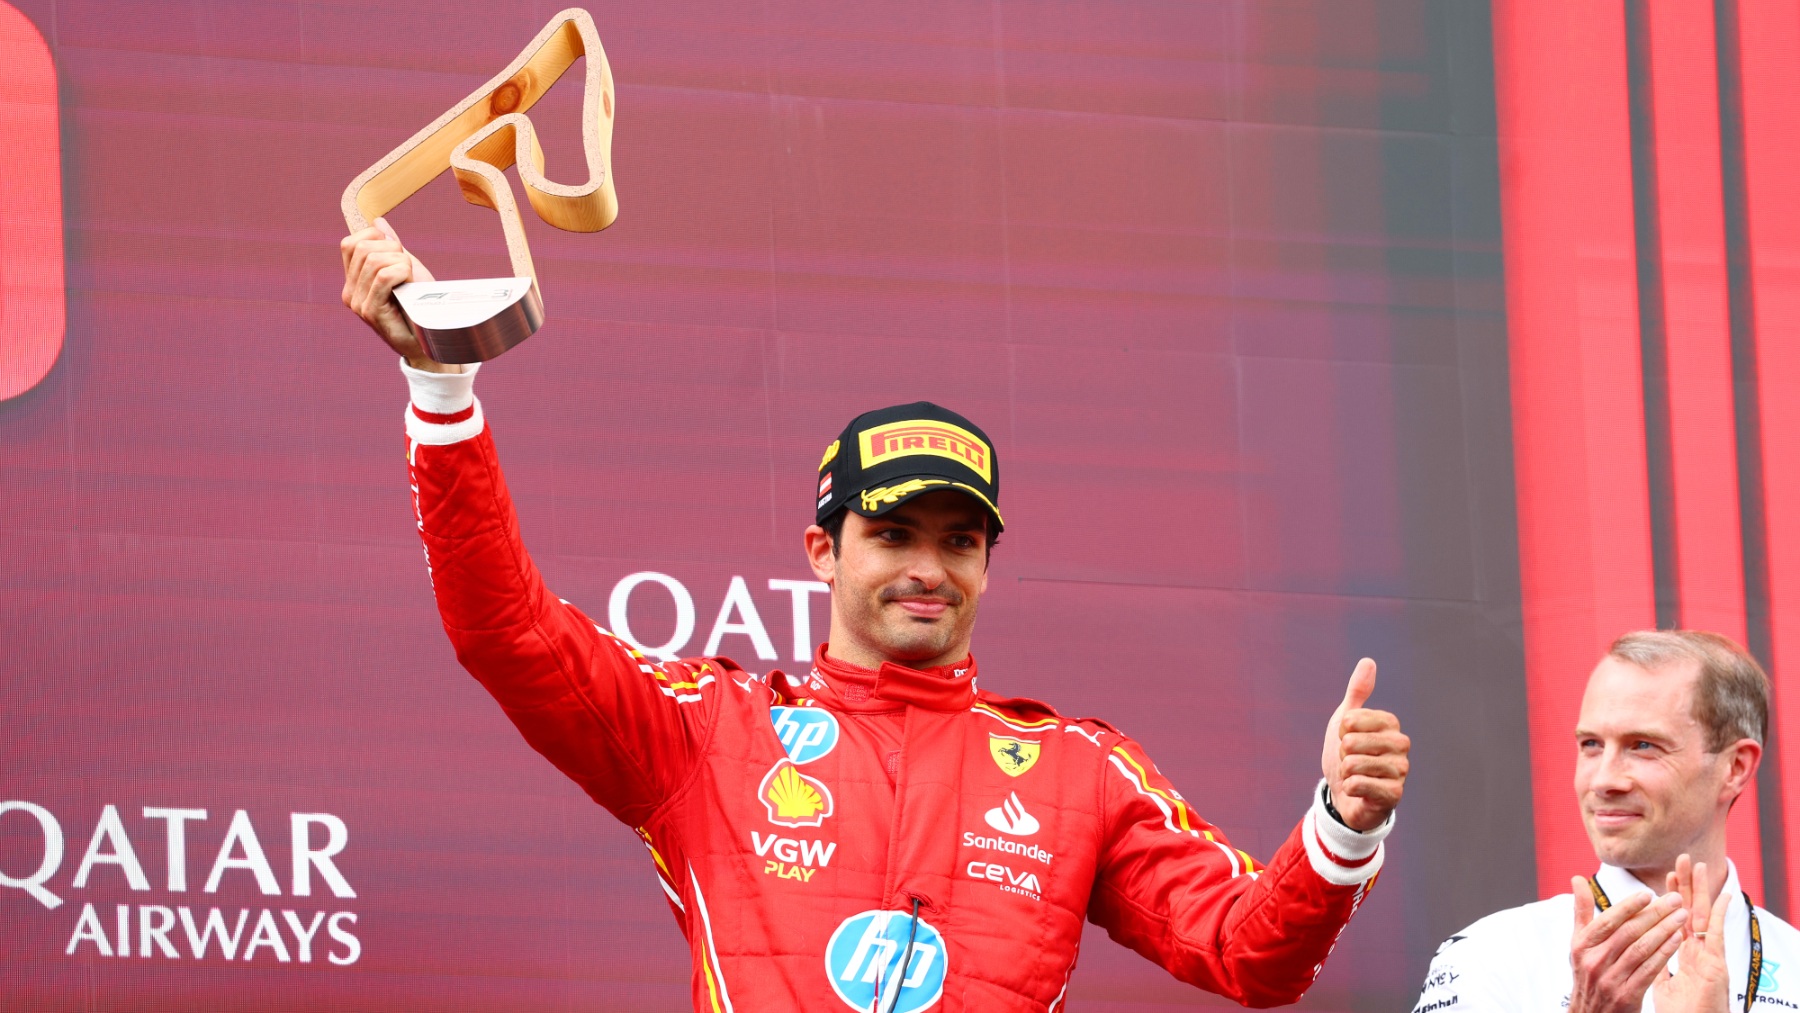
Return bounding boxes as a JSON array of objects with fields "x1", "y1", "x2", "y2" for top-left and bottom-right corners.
[{"x1": 988, "y1": 735, "x2": 1040, "y2": 777}]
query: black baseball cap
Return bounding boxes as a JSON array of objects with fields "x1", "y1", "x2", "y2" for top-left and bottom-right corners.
[{"x1": 814, "y1": 401, "x2": 1003, "y2": 531}]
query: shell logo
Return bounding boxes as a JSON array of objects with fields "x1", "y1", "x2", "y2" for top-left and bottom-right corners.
[
  {"x1": 760, "y1": 760, "x2": 834, "y2": 829},
  {"x1": 0, "y1": 2, "x2": 63, "y2": 403}
]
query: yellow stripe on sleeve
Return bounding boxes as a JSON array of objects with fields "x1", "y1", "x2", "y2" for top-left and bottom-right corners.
[{"x1": 1110, "y1": 746, "x2": 1193, "y2": 833}]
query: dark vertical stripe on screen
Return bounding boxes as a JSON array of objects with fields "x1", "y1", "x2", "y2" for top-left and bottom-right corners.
[
  {"x1": 1627, "y1": 0, "x2": 1765, "y2": 897},
  {"x1": 1714, "y1": 0, "x2": 1786, "y2": 916},
  {"x1": 1625, "y1": 0, "x2": 1681, "y2": 631},
  {"x1": 1493, "y1": 0, "x2": 1658, "y2": 898},
  {"x1": 1729, "y1": 0, "x2": 1800, "y2": 919}
]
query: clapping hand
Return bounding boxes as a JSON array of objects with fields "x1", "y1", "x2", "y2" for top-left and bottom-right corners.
[
  {"x1": 1568, "y1": 883, "x2": 1688, "y2": 1013},
  {"x1": 1652, "y1": 855, "x2": 1733, "y2": 1013}
]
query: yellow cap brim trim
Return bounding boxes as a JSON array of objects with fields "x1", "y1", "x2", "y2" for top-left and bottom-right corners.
[{"x1": 854, "y1": 476, "x2": 1003, "y2": 530}]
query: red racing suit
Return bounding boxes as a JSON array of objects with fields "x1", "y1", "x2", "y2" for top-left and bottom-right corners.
[{"x1": 401, "y1": 363, "x2": 1391, "y2": 1011}]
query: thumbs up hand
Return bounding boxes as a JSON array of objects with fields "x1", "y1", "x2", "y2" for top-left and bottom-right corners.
[{"x1": 1320, "y1": 658, "x2": 1410, "y2": 831}]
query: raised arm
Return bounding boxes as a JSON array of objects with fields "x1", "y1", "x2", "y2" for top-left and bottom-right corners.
[
  {"x1": 342, "y1": 224, "x2": 721, "y2": 827},
  {"x1": 1090, "y1": 739, "x2": 1391, "y2": 1006},
  {"x1": 1089, "y1": 660, "x2": 1407, "y2": 1006}
]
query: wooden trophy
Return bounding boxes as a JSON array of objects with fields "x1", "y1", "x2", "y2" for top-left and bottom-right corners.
[{"x1": 340, "y1": 8, "x2": 617, "y2": 363}]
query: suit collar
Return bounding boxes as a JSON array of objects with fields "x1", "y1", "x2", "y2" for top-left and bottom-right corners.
[{"x1": 807, "y1": 643, "x2": 978, "y2": 712}]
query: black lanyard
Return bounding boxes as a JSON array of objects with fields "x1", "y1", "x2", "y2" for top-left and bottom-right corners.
[{"x1": 1586, "y1": 877, "x2": 1761, "y2": 1011}]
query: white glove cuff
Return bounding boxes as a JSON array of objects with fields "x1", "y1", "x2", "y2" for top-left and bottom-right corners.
[
  {"x1": 401, "y1": 359, "x2": 483, "y2": 446},
  {"x1": 400, "y1": 358, "x2": 480, "y2": 415},
  {"x1": 1302, "y1": 779, "x2": 1392, "y2": 886}
]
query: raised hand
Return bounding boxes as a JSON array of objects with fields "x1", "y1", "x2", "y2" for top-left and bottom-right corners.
[
  {"x1": 1569, "y1": 881, "x2": 1689, "y2": 1013},
  {"x1": 1652, "y1": 856, "x2": 1732, "y2": 1013},
  {"x1": 339, "y1": 218, "x2": 458, "y2": 371},
  {"x1": 1320, "y1": 658, "x2": 1410, "y2": 831}
]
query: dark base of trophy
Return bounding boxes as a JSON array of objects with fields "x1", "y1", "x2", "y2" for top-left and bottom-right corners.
[{"x1": 393, "y1": 277, "x2": 544, "y2": 364}]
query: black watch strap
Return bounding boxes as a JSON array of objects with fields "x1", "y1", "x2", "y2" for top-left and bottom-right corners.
[{"x1": 1322, "y1": 784, "x2": 1352, "y2": 828}]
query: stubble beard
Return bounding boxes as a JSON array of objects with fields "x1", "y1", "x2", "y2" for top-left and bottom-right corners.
[{"x1": 846, "y1": 582, "x2": 978, "y2": 665}]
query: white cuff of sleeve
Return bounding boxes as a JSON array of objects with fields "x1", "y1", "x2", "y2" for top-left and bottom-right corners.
[
  {"x1": 401, "y1": 359, "x2": 484, "y2": 446},
  {"x1": 1302, "y1": 779, "x2": 1392, "y2": 886},
  {"x1": 401, "y1": 358, "x2": 480, "y2": 414}
]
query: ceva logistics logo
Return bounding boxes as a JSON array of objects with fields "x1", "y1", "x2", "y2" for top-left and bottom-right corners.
[{"x1": 0, "y1": 2, "x2": 65, "y2": 403}]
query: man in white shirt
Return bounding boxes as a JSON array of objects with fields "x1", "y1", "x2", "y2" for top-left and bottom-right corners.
[{"x1": 1414, "y1": 630, "x2": 1800, "y2": 1013}]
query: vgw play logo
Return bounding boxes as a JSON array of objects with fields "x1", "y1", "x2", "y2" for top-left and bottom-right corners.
[{"x1": 0, "y1": 2, "x2": 65, "y2": 403}]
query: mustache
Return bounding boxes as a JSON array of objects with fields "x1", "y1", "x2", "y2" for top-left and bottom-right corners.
[{"x1": 879, "y1": 582, "x2": 964, "y2": 607}]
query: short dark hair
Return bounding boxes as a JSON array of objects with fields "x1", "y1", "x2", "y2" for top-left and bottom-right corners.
[
  {"x1": 821, "y1": 507, "x2": 1001, "y2": 560},
  {"x1": 1608, "y1": 630, "x2": 1771, "y2": 750}
]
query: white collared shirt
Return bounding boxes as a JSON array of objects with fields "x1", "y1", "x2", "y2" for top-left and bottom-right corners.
[{"x1": 1413, "y1": 861, "x2": 1800, "y2": 1011}]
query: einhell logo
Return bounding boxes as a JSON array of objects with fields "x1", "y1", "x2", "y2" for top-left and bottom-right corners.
[
  {"x1": 0, "y1": 3, "x2": 65, "y2": 403},
  {"x1": 858, "y1": 420, "x2": 991, "y2": 482}
]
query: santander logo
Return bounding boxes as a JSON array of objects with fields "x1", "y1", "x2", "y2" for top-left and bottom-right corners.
[{"x1": 983, "y1": 792, "x2": 1039, "y2": 837}]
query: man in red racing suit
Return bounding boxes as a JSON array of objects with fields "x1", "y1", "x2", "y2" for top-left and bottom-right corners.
[{"x1": 344, "y1": 222, "x2": 1410, "y2": 1012}]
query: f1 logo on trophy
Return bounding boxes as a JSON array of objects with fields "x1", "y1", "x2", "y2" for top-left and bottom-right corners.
[{"x1": 340, "y1": 8, "x2": 617, "y2": 363}]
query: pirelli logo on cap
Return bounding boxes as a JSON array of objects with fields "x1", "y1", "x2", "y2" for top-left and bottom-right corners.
[{"x1": 858, "y1": 420, "x2": 991, "y2": 482}]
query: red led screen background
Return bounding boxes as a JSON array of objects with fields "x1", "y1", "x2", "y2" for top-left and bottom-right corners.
[{"x1": 0, "y1": 1, "x2": 1793, "y2": 1010}]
